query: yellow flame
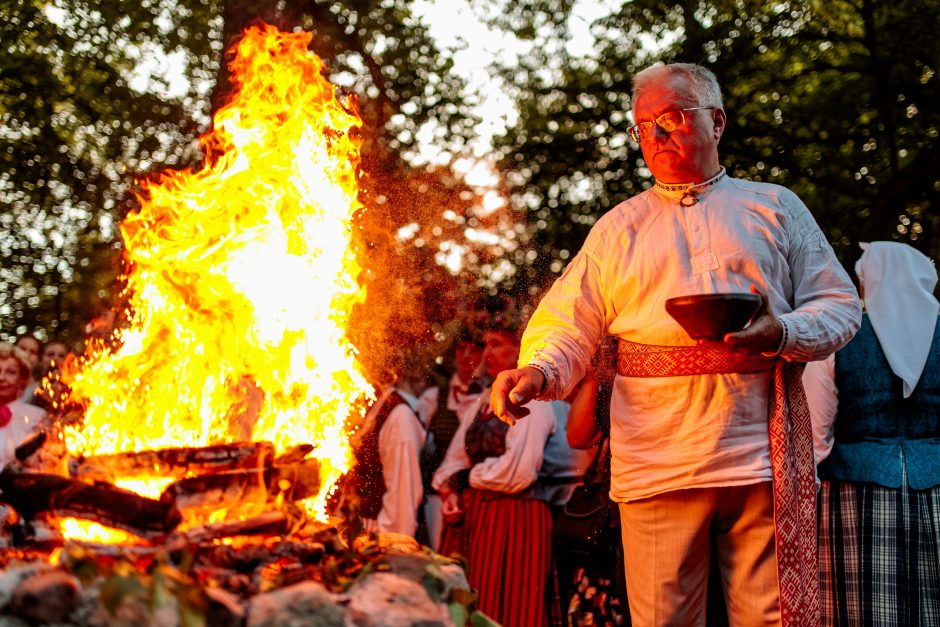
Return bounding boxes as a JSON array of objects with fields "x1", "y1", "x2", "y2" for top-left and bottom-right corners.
[
  {"x1": 57, "y1": 519, "x2": 148, "y2": 546},
  {"x1": 61, "y1": 24, "x2": 372, "y2": 533}
]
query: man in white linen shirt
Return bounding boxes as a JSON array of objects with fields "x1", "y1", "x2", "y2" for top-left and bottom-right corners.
[{"x1": 491, "y1": 62, "x2": 861, "y2": 626}]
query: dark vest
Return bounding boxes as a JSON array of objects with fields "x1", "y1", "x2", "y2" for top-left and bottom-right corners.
[
  {"x1": 818, "y1": 314, "x2": 940, "y2": 489},
  {"x1": 464, "y1": 404, "x2": 510, "y2": 465},
  {"x1": 353, "y1": 391, "x2": 407, "y2": 518},
  {"x1": 419, "y1": 380, "x2": 462, "y2": 492}
]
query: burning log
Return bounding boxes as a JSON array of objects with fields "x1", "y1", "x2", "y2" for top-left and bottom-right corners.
[
  {"x1": 71, "y1": 441, "x2": 277, "y2": 482},
  {"x1": 162, "y1": 458, "x2": 320, "y2": 513},
  {"x1": 0, "y1": 466, "x2": 181, "y2": 539},
  {"x1": 274, "y1": 444, "x2": 314, "y2": 465},
  {"x1": 14, "y1": 431, "x2": 46, "y2": 463},
  {"x1": 168, "y1": 511, "x2": 288, "y2": 547}
]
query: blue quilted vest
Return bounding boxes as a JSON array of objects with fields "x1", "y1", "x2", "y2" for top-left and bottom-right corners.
[{"x1": 818, "y1": 314, "x2": 940, "y2": 489}]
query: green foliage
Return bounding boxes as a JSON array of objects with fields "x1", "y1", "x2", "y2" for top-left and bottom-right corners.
[
  {"x1": 1, "y1": 0, "x2": 483, "y2": 359},
  {"x1": 62, "y1": 543, "x2": 210, "y2": 624},
  {"x1": 0, "y1": 0, "x2": 221, "y2": 343},
  {"x1": 488, "y1": 0, "x2": 940, "y2": 290}
]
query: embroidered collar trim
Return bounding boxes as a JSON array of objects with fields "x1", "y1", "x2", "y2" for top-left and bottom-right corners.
[{"x1": 654, "y1": 167, "x2": 727, "y2": 193}]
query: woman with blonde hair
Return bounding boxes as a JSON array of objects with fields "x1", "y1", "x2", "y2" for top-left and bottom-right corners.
[{"x1": 0, "y1": 343, "x2": 45, "y2": 468}]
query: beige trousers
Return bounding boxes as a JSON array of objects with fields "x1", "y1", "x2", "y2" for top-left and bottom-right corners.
[{"x1": 618, "y1": 481, "x2": 782, "y2": 627}]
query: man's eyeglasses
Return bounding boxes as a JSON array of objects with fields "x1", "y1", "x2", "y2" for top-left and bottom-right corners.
[{"x1": 628, "y1": 107, "x2": 715, "y2": 142}]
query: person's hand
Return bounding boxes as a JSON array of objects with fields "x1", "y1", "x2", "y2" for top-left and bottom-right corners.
[
  {"x1": 489, "y1": 366, "x2": 545, "y2": 425},
  {"x1": 441, "y1": 491, "x2": 463, "y2": 525},
  {"x1": 720, "y1": 285, "x2": 784, "y2": 354}
]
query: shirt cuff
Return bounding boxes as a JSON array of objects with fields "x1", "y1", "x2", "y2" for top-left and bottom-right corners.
[
  {"x1": 762, "y1": 316, "x2": 791, "y2": 357},
  {"x1": 526, "y1": 354, "x2": 559, "y2": 399}
]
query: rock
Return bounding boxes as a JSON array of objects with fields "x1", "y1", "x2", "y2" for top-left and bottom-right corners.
[
  {"x1": 206, "y1": 586, "x2": 246, "y2": 627},
  {"x1": 247, "y1": 580, "x2": 345, "y2": 627},
  {"x1": 353, "y1": 533, "x2": 420, "y2": 555},
  {"x1": 10, "y1": 570, "x2": 81, "y2": 624},
  {"x1": 383, "y1": 552, "x2": 471, "y2": 604},
  {"x1": 438, "y1": 563, "x2": 470, "y2": 597},
  {"x1": 0, "y1": 564, "x2": 49, "y2": 611},
  {"x1": 345, "y1": 572, "x2": 453, "y2": 627}
]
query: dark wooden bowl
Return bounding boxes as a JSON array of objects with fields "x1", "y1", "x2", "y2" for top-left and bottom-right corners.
[{"x1": 664, "y1": 293, "x2": 763, "y2": 341}]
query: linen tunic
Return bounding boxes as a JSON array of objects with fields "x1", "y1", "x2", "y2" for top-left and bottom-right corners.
[
  {"x1": 520, "y1": 176, "x2": 860, "y2": 502},
  {"x1": 359, "y1": 388, "x2": 426, "y2": 537}
]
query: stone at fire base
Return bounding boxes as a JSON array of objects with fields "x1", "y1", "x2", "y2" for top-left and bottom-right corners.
[
  {"x1": 345, "y1": 572, "x2": 453, "y2": 627},
  {"x1": 247, "y1": 580, "x2": 345, "y2": 627},
  {"x1": 0, "y1": 533, "x2": 472, "y2": 626},
  {"x1": 10, "y1": 570, "x2": 81, "y2": 623}
]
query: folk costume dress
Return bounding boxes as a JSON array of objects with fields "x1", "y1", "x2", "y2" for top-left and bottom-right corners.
[
  {"x1": 432, "y1": 390, "x2": 556, "y2": 627},
  {"x1": 520, "y1": 171, "x2": 861, "y2": 625},
  {"x1": 804, "y1": 242, "x2": 940, "y2": 625}
]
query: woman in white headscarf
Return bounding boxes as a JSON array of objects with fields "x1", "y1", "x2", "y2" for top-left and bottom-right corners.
[{"x1": 804, "y1": 241, "x2": 940, "y2": 625}]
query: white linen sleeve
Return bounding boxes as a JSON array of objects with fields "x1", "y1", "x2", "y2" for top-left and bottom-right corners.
[
  {"x1": 778, "y1": 191, "x2": 861, "y2": 361},
  {"x1": 376, "y1": 404, "x2": 426, "y2": 537},
  {"x1": 468, "y1": 401, "x2": 557, "y2": 494},
  {"x1": 518, "y1": 245, "x2": 609, "y2": 401},
  {"x1": 802, "y1": 354, "x2": 838, "y2": 464}
]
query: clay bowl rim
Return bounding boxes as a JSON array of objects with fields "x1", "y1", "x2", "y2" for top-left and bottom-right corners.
[{"x1": 664, "y1": 292, "x2": 764, "y2": 341}]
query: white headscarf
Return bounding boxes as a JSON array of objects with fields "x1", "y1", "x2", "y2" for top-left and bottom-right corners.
[{"x1": 855, "y1": 241, "x2": 939, "y2": 398}]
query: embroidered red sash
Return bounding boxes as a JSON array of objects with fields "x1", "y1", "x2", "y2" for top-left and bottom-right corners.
[{"x1": 618, "y1": 340, "x2": 820, "y2": 627}]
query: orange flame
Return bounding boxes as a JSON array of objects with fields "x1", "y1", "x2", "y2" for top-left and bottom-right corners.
[{"x1": 61, "y1": 24, "x2": 372, "y2": 538}]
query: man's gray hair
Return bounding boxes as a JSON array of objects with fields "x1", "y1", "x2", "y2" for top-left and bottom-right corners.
[{"x1": 632, "y1": 63, "x2": 724, "y2": 112}]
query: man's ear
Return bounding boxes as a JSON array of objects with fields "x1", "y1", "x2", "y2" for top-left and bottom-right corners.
[{"x1": 713, "y1": 108, "x2": 727, "y2": 141}]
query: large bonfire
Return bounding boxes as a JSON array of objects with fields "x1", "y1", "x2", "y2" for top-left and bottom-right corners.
[{"x1": 59, "y1": 24, "x2": 373, "y2": 536}]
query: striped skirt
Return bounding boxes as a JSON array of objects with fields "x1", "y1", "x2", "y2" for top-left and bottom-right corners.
[
  {"x1": 440, "y1": 488, "x2": 553, "y2": 627},
  {"x1": 818, "y1": 479, "x2": 940, "y2": 626}
]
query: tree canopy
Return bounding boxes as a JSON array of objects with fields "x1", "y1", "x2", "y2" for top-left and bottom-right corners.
[
  {"x1": 0, "y1": 0, "x2": 495, "y2": 358},
  {"x1": 489, "y1": 0, "x2": 940, "y2": 292},
  {"x1": 2, "y1": 0, "x2": 937, "y2": 353}
]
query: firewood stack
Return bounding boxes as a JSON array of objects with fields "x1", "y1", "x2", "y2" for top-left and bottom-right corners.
[
  {"x1": 0, "y1": 434, "x2": 488, "y2": 626},
  {"x1": 0, "y1": 434, "x2": 320, "y2": 544}
]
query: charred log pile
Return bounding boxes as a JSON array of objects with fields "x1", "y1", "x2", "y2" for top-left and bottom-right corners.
[{"x1": 0, "y1": 433, "x2": 485, "y2": 626}]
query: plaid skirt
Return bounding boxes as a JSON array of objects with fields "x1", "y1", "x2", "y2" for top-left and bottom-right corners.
[{"x1": 818, "y1": 478, "x2": 940, "y2": 626}]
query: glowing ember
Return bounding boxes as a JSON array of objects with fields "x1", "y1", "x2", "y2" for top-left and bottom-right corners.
[
  {"x1": 60, "y1": 24, "x2": 372, "y2": 540},
  {"x1": 57, "y1": 519, "x2": 148, "y2": 547}
]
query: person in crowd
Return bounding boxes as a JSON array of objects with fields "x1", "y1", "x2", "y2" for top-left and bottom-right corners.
[
  {"x1": 348, "y1": 371, "x2": 427, "y2": 538},
  {"x1": 490, "y1": 62, "x2": 861, "y2": 625},
  {"x1": 536, "y1": 387, "x2": 598, "y2": 513},
  {"x1": 416, "y1": 328, "x2": 484, "y2": 550},
  {"x1": 0, "y1": 343, "x2": 46, "y2": 468},
  {"x1": 39, "y1": 339, "x2": 71, "y2": 371},
  {"x1": 432, "y1": 301, "x2": 557, "y2": 627},
  {"x1": 804, "y1": 241, "x2": 940, "y2": 624},
  {"x1": 13, "y1": 335, "x2": 40, "y2": 401},
  {"x1": 555, "y1": 339, "x2": 629, "y2": 627},
  {"x1": 27, "y1": 339, "x2": 74, "y2": 409}
]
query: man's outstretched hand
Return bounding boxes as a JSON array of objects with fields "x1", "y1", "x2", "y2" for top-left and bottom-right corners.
[{"x1": 489, "y1": 366, "x2": 546, "y2": 425}]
